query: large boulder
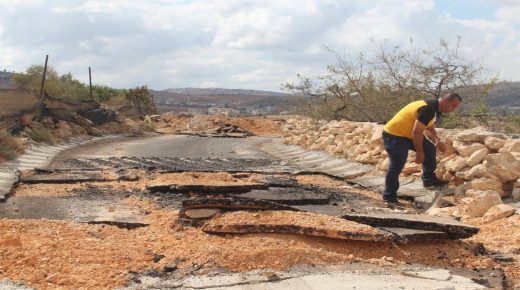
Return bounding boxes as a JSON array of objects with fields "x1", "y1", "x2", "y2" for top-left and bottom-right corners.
[
  {"x1": 469, "y1": 176, "x2": 505, "y2": 197},
  {"x1": 464, "y1": 190, "x2": 503, "y2": 218},
  {"x1": 456, "y1": 164, "x2": 494, "y2": 180},
  {"x1": 467, "y1": 148, "x2": 488, "y2": 167},
  {"x1": 453, "y1": 140, "x2": 486, "y2": 157},
  {"x1": 445, "y1": 156, "x2": 467, "y2": 172},
  {"x1": 501, "y1": 139, "x2": 520, "y2": 153},
  {"x1": 485, "y1": 152, "x2": 520, "y2": 183},
  {"x1": 455, "y1": 127, "x2": 507, "y2": 143},
  {"x1": 482, "y1": 204, "x2": 517, "y2": 223},
  {"x1": 485, "y1": 137, "x2": 506, "y2": 151}
]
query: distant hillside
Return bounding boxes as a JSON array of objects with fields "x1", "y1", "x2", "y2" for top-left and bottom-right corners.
[
  {"x1": 0, "y1": 71, "x2": 14, "y2": 89},
  {"x1": 164, "y1": 88, "x2": 291, "y2": 97},
  {"x1": 486, "y1": 81, "x2": 520, "y2": 108},
  {"x1": 152, "y1": 88, "x2": 298, "y2": 115}
]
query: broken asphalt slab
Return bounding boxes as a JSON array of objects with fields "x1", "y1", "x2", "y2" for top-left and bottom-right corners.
[
  {"x1": 146, "y1": 183, "x2": 269, "y2": 194},
  {"x1": 343, "y1": 212, "x2": 479, "y2": 239},
  {"x1": 63, "y1": 157, "x2": 300, "y2": 174},
  {"x1": 182, "y1": 197, "x2": 299, "y2": 212},
  {"x1": 19, "y1": 172, "x2": 110, "y2": 184},
  {"x1": 0, "y1": 196, "x2": 149, "y2": 229},
  {"x1": 202, "y1": 223, "x2": 393, "y2": 242}
]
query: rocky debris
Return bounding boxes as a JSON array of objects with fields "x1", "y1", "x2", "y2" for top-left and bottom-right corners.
[
  {"x1": 204, "y1": 124, "x2": 255, "y2": 137},
  {"x1": 280, "y1": 117, "x2": 520, "y2": 208},
  {"x1": 154, "y1": 114, "x2": 283, "y2": 137}
]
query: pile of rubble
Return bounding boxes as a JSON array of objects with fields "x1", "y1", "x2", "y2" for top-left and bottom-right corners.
[
  {"x1": 281, "y1": 117, "x2": 520, "y2": 221},
  {"x1": 154, "y1": 114, "x2": 283, "y2": 136}
]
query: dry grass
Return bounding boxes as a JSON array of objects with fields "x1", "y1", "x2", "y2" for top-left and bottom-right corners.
[
  {"x1": 0, "y1": 131, "x2": 20, "y2": 160},
  {"x1": 27, "y1": 127, "x2": 56, "y2": 143}
]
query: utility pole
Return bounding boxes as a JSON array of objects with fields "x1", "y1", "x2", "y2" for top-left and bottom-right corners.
[
  {"x1": 89, "y1": 67, "x2": 93, "y2": 100},
  {"x1": 39, "y1": 55, "x2": 49, "y2": 99}
]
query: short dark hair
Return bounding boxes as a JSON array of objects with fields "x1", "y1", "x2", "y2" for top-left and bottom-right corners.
[{"x1": 443, "y1": 92, "x2": 462, "y2": 102}]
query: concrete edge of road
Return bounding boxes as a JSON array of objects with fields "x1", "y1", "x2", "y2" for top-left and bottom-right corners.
[
  {"x1": 0, "y1": 134, "x2": 123, "y2": 201},
  {"x1": 261, "y1": 139, "x2": 444, "y2": 204}
]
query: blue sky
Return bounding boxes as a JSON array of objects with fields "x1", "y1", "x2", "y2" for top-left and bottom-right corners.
[
  {"x1": 1, "y1": 0, "x2": 520, "y2": 91},
  {"x1": 436, "y1": 0, "x2": 497, "y2": 20}
]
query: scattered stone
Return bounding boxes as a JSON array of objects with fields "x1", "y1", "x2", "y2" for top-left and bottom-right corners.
[{"x1": 184, "y1": 208, "x2": 222, "y2": 219}]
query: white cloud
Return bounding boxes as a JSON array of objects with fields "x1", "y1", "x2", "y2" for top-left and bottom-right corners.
[{"x1": 1, "y1": 0, "x2": 520, "y2": 91}]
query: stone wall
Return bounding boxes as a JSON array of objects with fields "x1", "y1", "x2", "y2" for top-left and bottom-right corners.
[{"x1": 282, "y1": 117, "x2": 520, "y2": 205}]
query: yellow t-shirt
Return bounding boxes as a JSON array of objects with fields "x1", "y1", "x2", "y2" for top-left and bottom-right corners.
[{"x1": 383, "y1": 100, "x2": 438, "y2": 139}]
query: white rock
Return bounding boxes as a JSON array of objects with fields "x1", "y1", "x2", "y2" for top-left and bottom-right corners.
[
  {"x1": 482, "y1": 204, "x2": 517, "y2": 223},
  {"x1": 453, "y1": 140, "x2": 486, "y2": 157},
  {"x1": 485, "y1": 152, "x2": 520, "y2": 183},
  {"x1": 445, "y1": 156, "x2": 467, "y2": 172},
  {"x1": 485, "y1": 137, "x2": 506, "y2": 151},
  {"x1": 469, "y1": 177, "x2": 505, "y2": 197},
  {"x1": 427, "y1": 207, "x2": 455, "y2": 218},
  {"x1": 467, "y1": 148, "x2": 488, "y2": 167},
  {"x1": 464, "y1": 190, "x2": 503, "y2": 218},
  {"x1": 501, "y1": 139, "x2": 520, "y2": 153},
  {"x1": 457, "y1": 164, "x2": 493, "y2": 180},
  {"x1": 455, "y1": 127, "x2": 507, "y2": 143}
]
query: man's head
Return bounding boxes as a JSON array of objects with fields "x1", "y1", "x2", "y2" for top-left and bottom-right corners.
[{"x1": 439, "y1": 92, "x2": 461, "y2": 113}]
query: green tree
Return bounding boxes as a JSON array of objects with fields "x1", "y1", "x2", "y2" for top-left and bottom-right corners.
[
  {"x1": 283, "y1": 38, "x2": 486, "y2": 123},
  {"x1": 124, "y1": 86, "x2": 152, "y2": 116},
  {"x1": 92, "y1": 85, "x2": 124, "y2": 101},
  {"x1": 11, "y1": 64, "x2": 89, "y2": 101}
]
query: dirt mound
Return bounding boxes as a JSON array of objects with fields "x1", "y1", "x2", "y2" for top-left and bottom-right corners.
[{"x1": 155, "y1": 114, "x2": 284, "y2": 136}]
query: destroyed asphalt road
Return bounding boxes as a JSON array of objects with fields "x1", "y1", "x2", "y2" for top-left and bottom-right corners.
[{"x1": 0, "y1": 134, "x2": 501, "y2": 289}]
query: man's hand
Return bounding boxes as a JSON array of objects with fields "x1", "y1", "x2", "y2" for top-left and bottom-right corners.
[
  {"x1": 436, "y1": 141, "x2": 446, "y2": 154},
  {"x1": 415, "y1": 151, "x2": 425, "y2": 164}
]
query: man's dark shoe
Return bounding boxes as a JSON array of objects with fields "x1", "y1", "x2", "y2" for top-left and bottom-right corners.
[
  {"x1": 384, "y1": 200, "x2": 404, "y2": 209},
  {"x1": 423, "y1": 178, "x2": 449, "y2": 188}
]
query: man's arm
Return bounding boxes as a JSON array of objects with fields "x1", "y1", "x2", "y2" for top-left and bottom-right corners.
[
  {"x1": 425, "y1": 126, "x2": 446, "y2": 153},
  {"x1": 412, "y1": 120, "x2": 426, "y2": 164},
  {"x1": 424, "y1": 127, "x2": 440, "y2": 144}
]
